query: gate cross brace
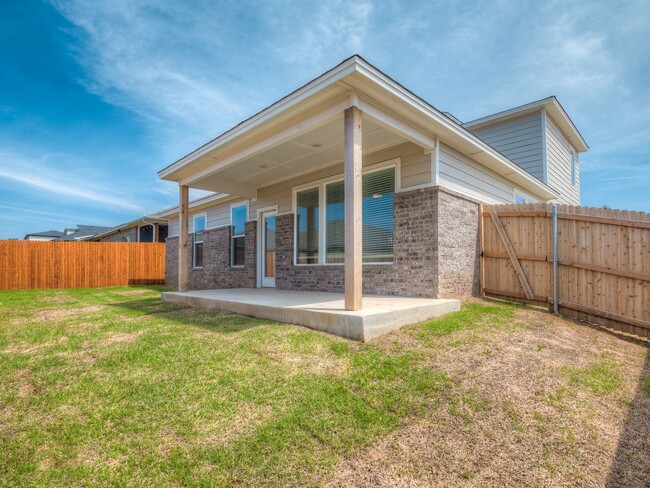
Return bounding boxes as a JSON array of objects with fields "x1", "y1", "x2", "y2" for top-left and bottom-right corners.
[{"x1": 489, "y1": 211, "x2": 535, "y2": 300}]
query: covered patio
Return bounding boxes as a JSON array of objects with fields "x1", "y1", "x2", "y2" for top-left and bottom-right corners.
[
  {"x1": 161, "y1": 288, "x2": 459, "y2": 341},
  {"x1": 156, "y1": 56, "x2": 549, "y2": 338}
]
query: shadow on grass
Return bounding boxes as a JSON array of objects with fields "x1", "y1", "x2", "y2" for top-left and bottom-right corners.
[
  {"x1": 106, "y1": 297, "x2": 270, "y2": 336},
  {"x1": 606, "y1": 348, "x2": 650, "y2": 487}
]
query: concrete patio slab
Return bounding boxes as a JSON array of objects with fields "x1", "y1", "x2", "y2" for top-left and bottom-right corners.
[{"x1": 161, "y1": 288, "x2": 460, "y2": 341}]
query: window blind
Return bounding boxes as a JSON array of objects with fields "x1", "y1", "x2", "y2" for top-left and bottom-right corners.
[
  {"x1": 362, "y1": 167, "x2": 395, "y2": 262},
  {"x1": 325, "y1": 181, "x2": 345, "y2": 263},
  {"x1": 324, "y1": 167, "x2": 395, "y2": 264},
  {"x1": 296, "y1": 187, "x2": 319, "y2": 264}
]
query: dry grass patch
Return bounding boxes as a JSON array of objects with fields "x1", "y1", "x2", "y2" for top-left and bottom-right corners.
[
  {"x1": 101, "y1": 330, "x2": 145, "y2": 345},
  {"x1": 325, "y1": 299, "x2": 649, "y2": 487},
  {"x1": 36, "y1": 305, "x2": 104, "y2": 320}
]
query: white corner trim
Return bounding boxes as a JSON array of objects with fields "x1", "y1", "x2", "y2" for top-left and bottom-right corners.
[
  {"x1": 541, "y1": 108, "x2": 548, "y2": 184},
  {"x1": 433, "y1": 136, "x2": 440, "y2": 185}
]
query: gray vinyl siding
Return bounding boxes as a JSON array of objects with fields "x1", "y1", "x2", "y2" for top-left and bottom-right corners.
[
  {"x1": 545, "y1": 115, "x2": 580, "y2": 205},
  {"x1": 169, "y1": 142, "x2": 431, "y2": 236},
  {"x1": 468, "y1": 112, "x2": 544, "y2": 181},
  {"x1": 438, "y1": 143, "x2": 539, "y2": 204}
]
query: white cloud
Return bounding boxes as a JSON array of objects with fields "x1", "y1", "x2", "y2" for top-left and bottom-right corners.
[
  {"x1": 0, "y1": 151, "x2": 143, "y2": 212},
  {"x1": 49, "y1": 0, "x2": 250, "y2": 148},
  {"x1": 257, "y1": 0, "x2": 373, "y2": 67}
]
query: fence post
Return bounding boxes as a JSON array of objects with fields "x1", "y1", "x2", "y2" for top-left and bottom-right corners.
[{"x1": 552, "y1": 204, "x2": 559, "y2": 314}]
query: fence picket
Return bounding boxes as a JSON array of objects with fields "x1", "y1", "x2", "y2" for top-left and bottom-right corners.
[
  {"x1": 0, "y1": 241, "x2": 165, "y2": 290},
  {"x1": 482, "y1": 203, "x2": 650, "y2": 340}
]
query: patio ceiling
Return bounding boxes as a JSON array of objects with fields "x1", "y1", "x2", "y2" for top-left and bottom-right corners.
[{"x1": 187, "y1": 116, "x2": 407, "y2": 194}]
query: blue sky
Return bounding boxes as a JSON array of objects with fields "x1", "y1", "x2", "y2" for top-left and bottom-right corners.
[{"x1": 1, "y1": 0, "x2": 649, "y2": 238}]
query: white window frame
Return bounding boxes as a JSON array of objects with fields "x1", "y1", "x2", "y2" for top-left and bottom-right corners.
[
  {"x1": 291, "y1": 159, "x2": 399, "y2": 266},
  {"x1": 192, "y1": 213, "x2": 207, "y2": 269},
  {"x1": 137, "y1": 224, "x2": 155, "y2": 243},
  {"x1": 514, "y1": 193, "x2": 529, "y2": 204},
  {"x1": 230, "y1": 202, "x2": 248, "y2": 268}
]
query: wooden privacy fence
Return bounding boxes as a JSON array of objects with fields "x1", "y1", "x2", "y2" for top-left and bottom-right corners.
[
  {"x1": 0, "y1": 241, "x2": 165, "y2": 290},
  {"x1": 481, "y1": 203, "x2": 650, "y2": 340}
]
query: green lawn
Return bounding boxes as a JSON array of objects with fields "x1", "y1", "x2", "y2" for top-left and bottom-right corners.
[{"x1": 1, "y1": 287, "x2": 648, "y2": 487}]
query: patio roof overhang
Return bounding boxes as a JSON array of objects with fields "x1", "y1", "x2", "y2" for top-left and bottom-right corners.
[{"x1": 158, "y1": 55, "x2": 558, "y2": 201}]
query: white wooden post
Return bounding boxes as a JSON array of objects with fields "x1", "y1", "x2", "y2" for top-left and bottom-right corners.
[
  {"x1": 344, "y1": 106, "x2": 362, "y2": 311},
  {"x1": 178, "y1": 183, "x2": 189, "y2": 292}
]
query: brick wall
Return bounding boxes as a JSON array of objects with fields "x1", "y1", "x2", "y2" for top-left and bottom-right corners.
[
  {"x1": 165, "y1": 221, "x2": 256, "y2": 290},
  {"x1": 275, "y1": 186, "x2": 439, "y2": 297},
  {"x1": 433, "y1": 187, "x2": 481, "y2": 298},
  {"x1": 98, "y1": 227, "x2": 138, "y2": 242},
  {"x1": 164, "y1": 186, "x2": 480, "y2": 298}
]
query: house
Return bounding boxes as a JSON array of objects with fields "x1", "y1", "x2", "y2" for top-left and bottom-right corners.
[
  {"x1": 23, "y1": 225, "x2": 112, "y2": 241},
  {"x1": 156, "y1": 55, "x2": 587, "y2": 339},
  {"x1": 87, "y1": 216, "x2": 169, "y2": 243},
  {"x1": 24, "y1": 230, "x2": 65, "y2": 241},
  {"x1": 55, "y1": 225, "x2": 112, "y2": 241}
]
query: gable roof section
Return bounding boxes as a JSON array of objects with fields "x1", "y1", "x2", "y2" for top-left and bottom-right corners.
[
  {"x1": 24, "y1": 230, "x2": 65, "y2": 239},
  {"x1": 57, "y1": 225, "x2": 112, "y2": 241},
  {"x1": 85, "y1": 215, "x2": 169, "y2": 241},
  {"x1": 159, "y1": 55, "x2": 559, "y2": 200},
  {"x1": 463, "y1": 96, "x2": 588, "y2": 153}
]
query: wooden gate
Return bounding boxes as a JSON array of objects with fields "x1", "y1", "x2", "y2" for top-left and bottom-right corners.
[{"x1": 481, "y1": 203, "x2": 650, "y2": 339}]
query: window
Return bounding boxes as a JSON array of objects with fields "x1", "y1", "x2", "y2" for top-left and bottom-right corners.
[
  {"x1": 361, "y1": 167, "x2": 395, "y2": 263},
  {"x1": 231, "y1": 204, "x2": 247, "y2": 267},
  {"x1": 570, "y1": 152, "x2": 577, "y2": 187},
  {"x1": 138, "y1": 225, "x2": 154, "y2": 243},
  {"x1": 157, "y1": 225, "x2": 168, "y2": 243},
  {"x1": 514, "y1": 194, "x2": 529, "y2": 204},
  {"x1": 193, "y1": 215, "x2": 206, "y2": 268},
  {"x1": 295, "y1": 164, "x2": 396, "y2": 265},
  {"x1": 325, "y1": 181, "x2": 344, "y2": 263},
  {"x1": 296, "y1": 187, "x2": 320, "y2": 264}
]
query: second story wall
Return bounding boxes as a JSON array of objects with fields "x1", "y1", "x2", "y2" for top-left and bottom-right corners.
[
  {"x1": 545, "y1": 113, "x2": 580, "y2": 205},
  {"x1": 468, "y1": 112, "x2": 544, "y2": 182}
]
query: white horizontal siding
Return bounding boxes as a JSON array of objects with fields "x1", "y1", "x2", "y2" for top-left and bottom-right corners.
[
  {"x1": 546, "y1": 116, "x2": 580, "y2": 205},
  {"x1": 438, "y1": 143, "x2": 540, "y2": 204},
  {"x1": 470, "y1": 112, "x2": 544, "y2": 181},
  {"x1": 167, "y1": 199, "x2": 248, "y2": 237}
]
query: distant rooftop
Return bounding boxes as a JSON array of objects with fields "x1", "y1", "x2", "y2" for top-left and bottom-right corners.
[{"x1": 23, "y1": 230, "x2": 65, "y2": 239}]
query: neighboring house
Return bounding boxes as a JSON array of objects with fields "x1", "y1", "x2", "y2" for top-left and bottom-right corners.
[
  {"x1": 23, "y1": 230, "x2": 65, "y2": 241},
  {"x1": 87, "y1": 216, "x2": 169, "y2": 243},
  {"x1": 157, "y1": 55, "x2": 587, "y2": 305},
  {"x1": 55, "y1": 225, "x2": 112, "y2": 241}
]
